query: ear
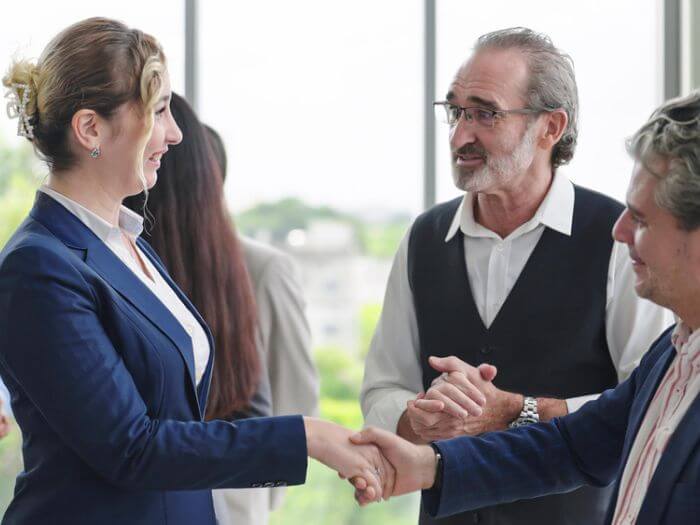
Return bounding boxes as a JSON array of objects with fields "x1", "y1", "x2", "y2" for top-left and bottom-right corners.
[
  {"x1": 70, "y1": 109, "x2": 101, "y2": 153},
  {"x1": 538, "y1": 109, "x2": 568, "y2": 151}
]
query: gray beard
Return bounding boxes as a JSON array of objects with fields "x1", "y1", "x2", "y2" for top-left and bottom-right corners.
[{"x1": 452, "y1": 123, "x2": 538, "y2": 193}]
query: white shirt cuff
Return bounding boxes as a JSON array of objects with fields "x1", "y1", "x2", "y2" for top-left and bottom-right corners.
[
  {"x1": 363, "y1": 390, "x2": 417, "y2": 433},
  {"x1": 565, "y1": 393, "x2": 601, "y2": 414}
]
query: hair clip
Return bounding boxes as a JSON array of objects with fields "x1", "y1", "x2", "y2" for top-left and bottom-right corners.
[{"x1": 5, "y1": 82, "x2": 34, "y2": 139}]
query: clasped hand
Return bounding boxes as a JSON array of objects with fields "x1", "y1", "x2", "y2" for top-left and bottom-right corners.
[
  {"x1": 304, "y1": 417, "x2": 395, "y2": 504},
  {"x1": 401, "y1": 355, "x2": 527, "y2": 442},
  {"x1": 304, "y1": 417, "x2": 440, "y2": 506}
]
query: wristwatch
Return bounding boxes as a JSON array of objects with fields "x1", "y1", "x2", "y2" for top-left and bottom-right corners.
[
  {"x1": 509, "y1": 396, "x2": 539, "y2": 428},
  {"x1": 429, "y1": 443, "x2": 443, "y2": 490}
]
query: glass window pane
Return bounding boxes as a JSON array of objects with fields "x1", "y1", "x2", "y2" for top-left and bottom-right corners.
[
  {"x1": 199, "y1": 2, "x2": 423, "y2": 524},
  {"x1": 199, "y1": 0, "x2": 423, "y2": 216}
]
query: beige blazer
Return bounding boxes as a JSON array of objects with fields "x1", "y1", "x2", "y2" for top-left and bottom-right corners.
[{"x1": 213, "y1": 237, "x2": 319, "y2": 525}]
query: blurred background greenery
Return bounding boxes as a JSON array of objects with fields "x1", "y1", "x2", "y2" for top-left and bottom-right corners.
[{"x1": 0, "y1": 138, "x2": 419, "y2": 523}]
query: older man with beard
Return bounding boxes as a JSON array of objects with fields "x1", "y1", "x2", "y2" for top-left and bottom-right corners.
[
  {"x1": 354, "y1": 88, "x2": 700, "y2": 525},
  {"x1": 360, "y1": 27, "x2": 673, "y2": 525}
]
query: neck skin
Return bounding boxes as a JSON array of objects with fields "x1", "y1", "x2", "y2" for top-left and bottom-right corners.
[
  {"x1": 474, "y1": 160, "x2": 554, "y2": 239},
  {"x1": 674, "y1": 306, "x2": 697, "y2": 333},
  {"x1": 47, "y1": 167, "x2": 124, "y2": 227}
]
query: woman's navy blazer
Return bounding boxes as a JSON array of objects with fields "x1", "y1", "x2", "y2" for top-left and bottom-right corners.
[{"x1": 0, "y1": 192, "x2": 307, "y2": 525}]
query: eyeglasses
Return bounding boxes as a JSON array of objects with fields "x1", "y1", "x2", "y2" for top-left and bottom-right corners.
[{"x1": 433, "y1": 101, "x2": 543, "y2": 128}]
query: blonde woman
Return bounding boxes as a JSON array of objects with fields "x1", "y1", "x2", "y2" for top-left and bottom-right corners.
[{"x1": 0, "y1": 17, "x2": 400, "y2": 525}]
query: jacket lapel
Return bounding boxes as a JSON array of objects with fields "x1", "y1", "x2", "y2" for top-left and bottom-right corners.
[
  {"x1": 30, "y1": 192, "x2": 201, "y2": 405},
  {"x1": 85, "y1": 244, "x2": 198, "y2": 390},
  {"x1": 605, "y1": 345, "x2": 676, "y2": 524},
  {"x1": 621, "y1": 347, "x2": 677, "y2": 464},
  {"x1": 136, "y1": 239, "x2": 215, "y2": 414},
  {"x1": 636, "y1": 386, "x2": 700, "y2": 524}
]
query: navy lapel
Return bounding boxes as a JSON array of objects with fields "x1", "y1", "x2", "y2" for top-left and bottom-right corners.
[
  {"x1": 30, "y1": 192, "x2": 201, "y2": 405},
  {"x1": 605, "y1": 344, "x2": 676, "y2": 524},
  {"x1": 136, "y1": 239, "x2": 215, "y2": 415},
  {"x1": 620, "y1": 346, "x2": 676, "y2": 467},
  {"x1": 636, "y1": 382, "x2": 700, "y2": 524}
]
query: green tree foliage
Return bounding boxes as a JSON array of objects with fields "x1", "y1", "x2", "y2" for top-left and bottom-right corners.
[
  {"x1": 315, "y1": 346, "x2": 364, "y2": 400},
  {"x1": 0, "y1": 138, "x2": 40, "y2": 248},
  {"x1": 236, "y1": 198, "x2": 410, "y2": 259},
  {"x1": 0, "y1": 429, "x2": 22, "y2": 512},
  {"x1": 356, "y1": 221, "x2": 409, "y2": 259},
  {"x1": 236, "y1": 198, "x2": 348, "y2": 245},
  {"x1": 359, "y1": 303, "x2": 382, "y2": 358}
]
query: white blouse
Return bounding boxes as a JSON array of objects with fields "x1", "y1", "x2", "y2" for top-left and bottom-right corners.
[{"x1": 40, "y1": 186, "x2": 211, "y2": 385}]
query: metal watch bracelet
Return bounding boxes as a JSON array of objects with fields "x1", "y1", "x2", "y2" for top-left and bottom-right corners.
[{"x1": 508, "y1": 396, "x2": 539, "y2": 428}]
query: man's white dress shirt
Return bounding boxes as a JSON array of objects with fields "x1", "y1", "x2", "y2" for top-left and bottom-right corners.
[
  {"x1": 40, "y1": 186, "x2": 210, "y2": 385},
  {"x1": 361, "y1": 173, "x2": 674, "y2": 433}
]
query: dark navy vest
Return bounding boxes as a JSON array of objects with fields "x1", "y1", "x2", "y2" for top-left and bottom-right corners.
[{"x1": 410, "y1": 186, "x2": 623, "y2": 525}]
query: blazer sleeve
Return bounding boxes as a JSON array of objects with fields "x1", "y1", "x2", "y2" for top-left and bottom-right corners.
[
  {"x1": 0, "y1": 244, "x2": 307, "y2": 491},
  {"x1": 421, "y1": 335, "x2": 671, "y2": 519}
]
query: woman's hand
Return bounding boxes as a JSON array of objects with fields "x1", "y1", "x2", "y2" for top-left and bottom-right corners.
[
  {"x1": 304, "y1": 417, "x2": 395, "y2": 504},
  {"x1": 350, "y1": 426, "x2": 438, "y2": 503},
  {"x1": 0, "y1": 398, "x2": 10, "y2": 439}
]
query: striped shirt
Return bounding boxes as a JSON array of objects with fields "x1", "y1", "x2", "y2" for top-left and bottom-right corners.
[{"x1": 612, "y1": 321, "x2": 700, "y2": 524}]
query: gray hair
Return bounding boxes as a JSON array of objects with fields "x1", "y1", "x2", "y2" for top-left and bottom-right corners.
[
  {"x1": 627, "y1": 90, "x2": 700, "y2": 231},
  {"x1": 474, "y1": 27, "x2": 578, "y2": 169}
]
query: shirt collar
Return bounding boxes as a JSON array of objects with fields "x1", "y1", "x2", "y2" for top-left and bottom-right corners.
[
  {"x1": 39, "y1": 186, "x2": 144, "y2": 244},
  {"x1": 672, "y1": 321, "x2": 697, "y2": 353},
  {"x1": 444, "y1": 170, "x2": 575, "y2": 242}
]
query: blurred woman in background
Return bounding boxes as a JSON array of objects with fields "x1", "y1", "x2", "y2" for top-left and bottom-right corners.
[
  {"x1": 127, "y1": 93, "x2": 319, "y2": 525},
  {"x1": 126, "y1": 93, "x2": 271, "y2": 427}
]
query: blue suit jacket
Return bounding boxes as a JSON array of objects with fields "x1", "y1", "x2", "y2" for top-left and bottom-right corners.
[
  {"x1": 423, "y1": 325, "x2": 700, "y2": 524},
  {"x1": 0, "y1": 193, "x2": 307, "y2": 525}
]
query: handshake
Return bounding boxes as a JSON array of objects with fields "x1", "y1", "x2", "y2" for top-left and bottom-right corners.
[{"x1": 304, "y1": 356, "x2": 499, "y2": 505}]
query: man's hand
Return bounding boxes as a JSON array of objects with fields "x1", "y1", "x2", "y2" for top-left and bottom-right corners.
[
  {"x1": 304, "y1": 417, "x2": 395, "y2": 504},
  {"x1": 418, "y1": 356, "x2": 522, "y2": 435},
  {"x1": 397, "y1": 357, "x2": 497, "y2": 443},
  {"x1": 416, "y1": 356, "x2": 568, "y2": 436},
  {"x1": 350, "y1": 426, "x2": 437, "y2": 504}
]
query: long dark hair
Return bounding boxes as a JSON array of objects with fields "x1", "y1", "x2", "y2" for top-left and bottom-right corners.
[{"x1": 125, "y1": 93, "x2": 260, "y2": 420}]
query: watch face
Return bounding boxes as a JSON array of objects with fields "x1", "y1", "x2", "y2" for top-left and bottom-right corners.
[{"x1": 509, "y1": 416, "x2": 538, "y2": 428}]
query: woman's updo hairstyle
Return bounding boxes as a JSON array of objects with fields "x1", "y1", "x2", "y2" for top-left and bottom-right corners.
[{"x1": 2, "y1": 17, "x2": 165, "y2": 172}]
